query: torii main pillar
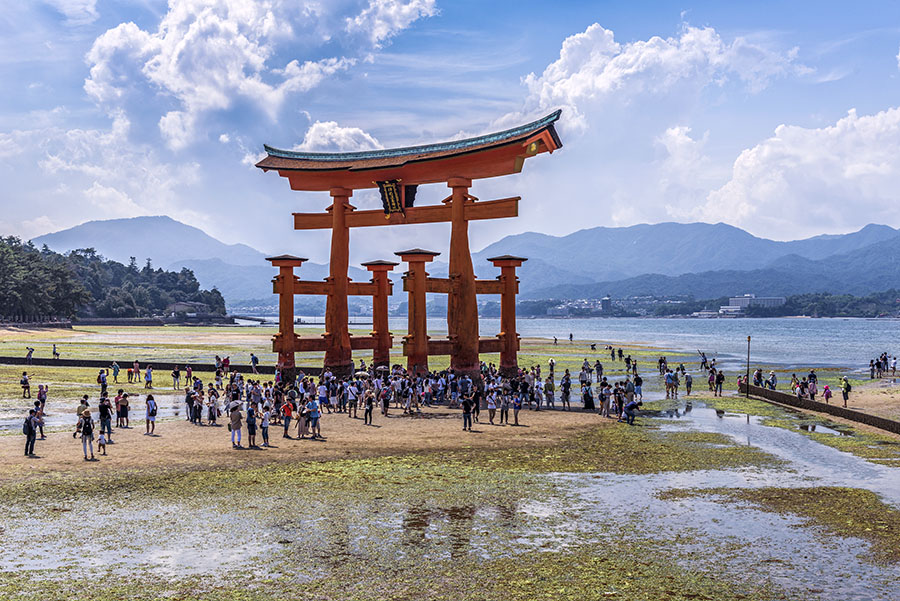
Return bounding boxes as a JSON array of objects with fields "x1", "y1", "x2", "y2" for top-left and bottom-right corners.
[
  {"x1": 447, "y1": 177, "x2": 481, "y2": 380},
  {"x1": 325, "y1": 187, "x2": 354, "y2": 376}
]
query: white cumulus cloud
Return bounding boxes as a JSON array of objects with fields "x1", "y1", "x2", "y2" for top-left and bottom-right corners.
[
  {"x1": 83, "y1": 0, "x2": 433, "y2": 150},
  {"x1": 346, "y1": 0, "x2": 437, "y2": 47},
  {"x1": 698, "y1": 107, "x2": 900, "y2": 239},
  {"x1": 293, "y1": 121, "x2": 383, "y2": 152},
  {"x1": 509, "y1": 22, "x2": 804, "y2": 131}
]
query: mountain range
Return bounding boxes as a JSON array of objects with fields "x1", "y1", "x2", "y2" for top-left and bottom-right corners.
[{"x1": 31, "y1": 216, "x2": 900, "y2": 306}]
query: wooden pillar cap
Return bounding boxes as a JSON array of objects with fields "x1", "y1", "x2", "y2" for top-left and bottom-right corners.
[
  {"x1": 267, "y1": 254, "x2": 308, "y2": 267},
  {"x1": 488, "y1": 254, "x2": 527, "y2": 267},
  {"x1": 361, "y1": 259, "x2": 399, "y2": 272},
  {"x1": 395, "y1": 248, "x2": 440, "y2": 263}
]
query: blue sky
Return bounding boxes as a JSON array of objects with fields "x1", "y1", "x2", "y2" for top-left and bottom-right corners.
[{"x1": 2, "y1": 0, "x2": 900, "y2": 265}]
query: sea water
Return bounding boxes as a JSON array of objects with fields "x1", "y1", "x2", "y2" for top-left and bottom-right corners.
[{"x1": 257, "y1": 316, "x2": 900, "y2": 370}]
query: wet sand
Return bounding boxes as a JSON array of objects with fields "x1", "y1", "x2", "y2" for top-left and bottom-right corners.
[{"x1": 1, "y1": 406, "x2": 608, "y2": 485}]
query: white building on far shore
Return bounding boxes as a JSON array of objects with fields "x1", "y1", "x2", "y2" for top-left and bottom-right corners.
[{"x1": 719, "y1": 294, "x2": 786, "y2": 315}]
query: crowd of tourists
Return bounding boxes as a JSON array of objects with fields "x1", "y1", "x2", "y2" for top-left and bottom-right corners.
[{"x1": 18, "y1": 349, "x2": 656, "y2": 459}]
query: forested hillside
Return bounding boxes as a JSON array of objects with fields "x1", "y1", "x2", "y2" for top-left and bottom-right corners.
[{"x1": 0, "y1": 237, "x2": 225, "y2": 319}]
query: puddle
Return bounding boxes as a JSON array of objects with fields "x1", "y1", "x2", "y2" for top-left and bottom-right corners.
[
  {"x1": 0, "y1": 394, "x2": 188, "y2": 432},
  {"x1": 798, "y1": 423, "x2": 851, "y2": 436}
]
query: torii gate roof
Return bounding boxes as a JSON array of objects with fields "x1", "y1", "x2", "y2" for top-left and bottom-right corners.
[{"x1": 256, "y1": 110, "x2": 562, "y2": 191}]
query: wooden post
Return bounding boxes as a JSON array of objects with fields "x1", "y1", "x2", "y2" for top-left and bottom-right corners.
[
  {"x1": 397, "y1": 249, "x2": 439, "y2": 375},
  {"x1": 489, "y1": 255, "x2": 526, "y2": 377},
  {"x1": 362, "y1": 260, "x2": 398, "y2": 368},
  {"x1": 446, "y1": 177, "x2": 480, "y2": 379},
  {"x1": 325, "y1": 187, "x2": 354, "y2": 376},
  {"x1": 267, "y1": 255, "x2": 307, "y2": 374}
]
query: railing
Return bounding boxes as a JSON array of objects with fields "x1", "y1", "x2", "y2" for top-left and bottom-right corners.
[{"x1": 740, "y1": 383, "x2": 900, "y2": 436}]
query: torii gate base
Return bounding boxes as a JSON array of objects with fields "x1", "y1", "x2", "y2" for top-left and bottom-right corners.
[{"x1": 268, "y1": 251, "x2": 526, "y2": 379}]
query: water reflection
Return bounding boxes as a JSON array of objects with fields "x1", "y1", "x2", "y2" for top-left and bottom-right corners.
[{"x1": 401, "y1": 502, "x2": 518, "y2": 560}]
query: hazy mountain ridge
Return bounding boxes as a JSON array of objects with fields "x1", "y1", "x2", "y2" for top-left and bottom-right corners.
[
  {"x1": 475, "y1": 222, "x2": 898, "y2": 289},
  {"x1": 33, "y1": 216, "x2": 266, "y2": 267},
  {"x1": 525, "y1": 232, "x2": 900, "y2": 300},
  {"x1": 30, "y1": 217, "x2": 900, "y2": 304}
]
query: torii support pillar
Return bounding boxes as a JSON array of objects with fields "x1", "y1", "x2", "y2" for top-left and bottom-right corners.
[
  {"x1": 447, "y1": 177, "x2": 480, "y2": 380},
  {"x1": 267, "y1": 254, "x2": 308, "y2": 377},
  {"x1": 489, "y1": 255, "x2": 527, "y2": 377},
  {"x1": 325, "y1": 187, "x2": 354, "y2": 377},
  {"x1": 361, "y1": 260, "x2": 398, "y2": 368},
  {"x1": 397, "y1": 249, "x2": 439, "y2": 375}
]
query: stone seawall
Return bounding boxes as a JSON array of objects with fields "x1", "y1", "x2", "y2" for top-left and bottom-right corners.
[{"x1": 740, "y1": 382, "x2": 900, "y2": 436}]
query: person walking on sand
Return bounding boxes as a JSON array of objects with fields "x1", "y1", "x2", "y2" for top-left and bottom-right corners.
[
  {"x1": 512, "y1": 393, "x2": 522, "y2": 426},
  {"x1": 230, "y1": 404, "x2": 243, "y2": 448},
  {"x1": 118, "y1": 392, "x2": 130, "y2": 428},
  {"x1": 23, "y1": 409, "x2": 38, "y2": 456},
  {"x1": 840, "y1": 377, "x2": 851, "y2": 408},
  {"x1": 21, "y1": 372, "x2": 31, "y2": 398},
  {"x1": 25, "y1": 347, "x2": 34, "y2": 364},
  {"x1": 250, "y1": 353, "x2": 259, "y2": 374},
  {"x1": 823, "y1": 384, "x2": 833, "y2": 404},
  {"x1": 261, "y1": 403, "x2": 271, "y2": 447},
  {"x1": 98, "y1": 395, "x2": 114, "y2": 444},
  {"x1": 144, "y1": 395, "x2": 157, "y2": 435},
  {"x1": 246, "y1": 402, "x2": 258, "y2": 448},
  {"x1": 33, "y1": 400, "x2": 46, "y2": 440},
  {"x1": 282, "y1": 398, "x2": 293, "y2": 438},
  {"x1": 111, "y1": 361, "x2": 120, "y2": 383},
  {"x1": 97, "y1": 430, "x2": 107, "y2": 456},
  {"x1": 144, "y1": 366, "x2": 153, "y2": 389},
  {"x1": 306, "y1": 395, "x2": 322, "y2": 439},
  {"x1": 461, "y1": 393, "x2": 474, "y2": 432},
  {"x1": 364, "y1": 390, "x2": 375, "y2": 425},
  {"x1": 74, "y1": 409, "x2": 95, "y2": 460},
  {"x1": 560, "y1": 370, "x2": 571, "y2": 411},
  {"x1": 487, "y1": 389, "x2": 497, "y2": 425}
]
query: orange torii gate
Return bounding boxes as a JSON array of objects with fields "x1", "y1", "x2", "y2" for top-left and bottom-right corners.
[{"x1": 257, "y1": 111, "x2": 562, "y2": 378}]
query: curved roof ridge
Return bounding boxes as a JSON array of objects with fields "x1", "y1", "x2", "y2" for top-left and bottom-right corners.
[{"x1": 264, "y1": 110, "x2": 561, "y2": 162}]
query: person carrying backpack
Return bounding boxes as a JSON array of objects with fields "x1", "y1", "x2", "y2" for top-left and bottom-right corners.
[
  {"x1": 74, "y1": 409, "x2": 95, "y2": 460},
  {"x1": 840, "y1": 377, "x2": 851, "y2": 408},
  {"x1": 145, "y1": 395, "x2": 157, "y2": 436},
  {"x1": 23, "y1": 409, "x2": 37, "y2": 456}
]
